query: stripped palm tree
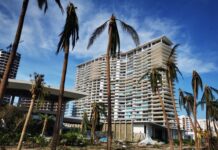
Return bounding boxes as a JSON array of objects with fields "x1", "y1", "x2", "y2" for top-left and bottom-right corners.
[
  {"x1": 50, "y1": 3, "x2": 79, "y2": 150},
  {"x1": 164, "y1": 44, "x2": 183, "y2": 150},
  {"x1": 87, "y1": 14, "x2": 139, "y2": 150},
  {"x1": 17, "y1": 73, "x2": 45, "y2": 150},
  {"x1": 90, "y1": 102, "x2": 107, "y2": 144},
  {"x1": 81, "y1": 112, "x2": 89, "y2": 135},
  {"x1": 179, "y1": 89, "x2": 203, "y2": 132},
  {"x1": 0, "y1": 0, "x2": 63, "y2": 105},
  {"x1": 200, "y1": 85, "x2": 218, "y2": 150},
  {"x1": 192, "y1": 70, "x2": 203, "y2": 150},
  {"x1": 179, "y1": 89, "x2": 195, "y2": 131},
  {"x1": 139, "y1": 67, "x2": 174, "y2": 150}
]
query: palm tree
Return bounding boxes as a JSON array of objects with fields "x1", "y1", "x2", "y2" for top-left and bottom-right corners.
[
  {"x1": 164, "y1": 44, "x2": 183, "y2": 150},
  {"x1": 179, "y1": 89, "x2": 204, "y2": 146},
  {"x1": 179, "y1": 89, "x2": 195, "y2": 130},
  {"x1": 139, "y1": 67, "x2": 174, "y2": 150},
  {"x1": 81, "y1": 112, "x2": 89, "y2": 135},
  {"x1": 87, "y1": 14, "x2": 139, "y2": 150},
  {"x1": 0, "y1": 0, "x2": 63, "y2": 104},
  {"x1": 200, "y1": 85, "x2": 218, "y2": 150},
  {"x1": 90, "y1": 102, "x2": 107, "y2": 144},
  {"x1": 39, "y1": 114, "x2": 54, "y2": 136},
  {"x1": 17, "y1": 73, "x2": 45, "y2": 150},
  {"x1": 50, "y1": 3, "x2": 79, "y2": 150},
  {"x1": 192, "y1": 70, "x2": 203, "y2": 149}
]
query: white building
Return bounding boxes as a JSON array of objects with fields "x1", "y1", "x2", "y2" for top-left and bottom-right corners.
[
  {"x1": 179, "y1": 115, "x2": 193, "y2": 132},
  {"x1": 74, "y1": 36, "x2": 177, "y2": 141}
]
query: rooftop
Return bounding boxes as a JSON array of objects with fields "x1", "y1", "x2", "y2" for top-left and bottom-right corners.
[{"x1": 2, "y1": 79, "x2": 87, "y2": 101}]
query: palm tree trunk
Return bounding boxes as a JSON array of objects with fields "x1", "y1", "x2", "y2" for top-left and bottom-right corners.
[
  {"x1": 0, "y1": 0, "x2": 29, "y2": 104},
  {"x1": 17, "y1": 95, "x2": 35, "y2": 150},
  {"x1": 106, "y1": 27, "x2": 113, "y2": 150},
  {"x1": 91, "y1": 114, "x2": 97, "y2": 144},
  {"x1": 41, "y1": 116, "x2": 48, "y2": 136},
  {"x1": 168, "y1": 78, "x2": 182, "y2": 150},
  {"x1": 206, "y1": 105, "x2": 212, "y2": 150},
  {"x1": 188, "y1": 115, "x2": 194, "y2": 132},
  {"x1": 188, "y1": 103, "x2": 202, "y2": 148},
  {"x1": 51, "y1": 46, "x2": 69, "y2": 150},
  {"x1": 193, "y1": 81, "x2": 199, "y2": 150},
  {"x1": 157, "y1": 89, "x2": 174, "y2": 150},
  {"x1": 213, "y1": 120, "x2": 218, "y2": 138}
]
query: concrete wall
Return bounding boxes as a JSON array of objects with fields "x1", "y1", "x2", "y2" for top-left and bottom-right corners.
[{"x1": 103, "y1": 121, "x2": 134, "y2": 141}]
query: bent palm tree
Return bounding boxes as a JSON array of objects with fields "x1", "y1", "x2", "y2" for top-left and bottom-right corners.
[
  {"x1": 139, "y1": 68, "x2": 174, "y2": 150},
  {"x1": 200, "y1": 85, "x2": 218, "y2": 150},
  {"x1": 50, "y1": 3, "x2": 79, "y2": 150},
  {"x1": 192, "y1": 70, "x2": 203, "y2": 150},
  {"x1": 0, "y1": 0, "x2": 63, "y2": 104},
  {"x1": 17, "y1": 73, "x2": 45, "y2": 150},
  {"x1": 87, "y1": 14, "x2": 139, "y2": 150},
  {"x1": 164, "y1": 44, "x2": 183, "y2": 150}
]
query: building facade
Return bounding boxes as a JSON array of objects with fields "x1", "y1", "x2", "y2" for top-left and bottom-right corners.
[
  {"x1": 0, "y1": 49, "x2": 21, "y2": 103},
  {"x1": 179, "y1": 115, "x2": 193, "y2": 132},
  {"x1": 0, "y1": 49, "x2": 21, "y2": 79},
  {"x1": 74, "y1": 36, "x2": 176, "y2": 128}
]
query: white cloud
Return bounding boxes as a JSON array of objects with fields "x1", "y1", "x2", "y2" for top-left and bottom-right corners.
[
  {"x1": 177, "y1": 44, "x2": 216, "y2": 74},
  {"x1": 0, "y1": 0, "x2": 216, "y2": 77}
]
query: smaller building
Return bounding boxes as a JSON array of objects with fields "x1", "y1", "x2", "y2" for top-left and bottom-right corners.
[
  {"x1": 0, "y1": 49, "x2": 21, "y2": 79},
  {"x1": 179, "y1": 115, "x2": 193, "y2": 132}
]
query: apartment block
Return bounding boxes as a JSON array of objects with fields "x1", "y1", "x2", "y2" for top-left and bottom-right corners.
[
  {"x1": 74, "y1": 36, "x2": 176, "y2": 127},
  {"x1": 0, "y1": 49, "x2": 20, "y2": 79},
  {"x1": 179, "y1": 115, "x2": 193, "y2": 132}
]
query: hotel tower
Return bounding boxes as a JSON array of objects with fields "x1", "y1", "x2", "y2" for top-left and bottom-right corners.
[{"x1": 73, "y1": 36, "x2": 177, "y2": 140}]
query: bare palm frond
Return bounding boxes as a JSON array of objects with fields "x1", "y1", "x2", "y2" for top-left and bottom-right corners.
[
  {"x1": 138, "y1": 72, "x2": 149, "y2": 83},
  {"x1": 179, "y1": 88, "x2": 185, "y2": 110},
  {"x1": 37, "y1": 0, "x2": 63, "y2": 13},
  {"x1": 192, "y1": 70, "x2": 203, "y2": 98},
  {"x1": 55, "y1": 0, "x2": 64, "y2": 13},
  {"x1": 210, "y1": 86, "x2": 218, "y2": 95},
  {"x1": 119, "y1": 20, "x2": 140, "y2": 46},
  {"x1": 168, "y1": 44, "x2": 180, "y2": 60},
  {"x1": 110, "y1": 20, "x2": 120, "y2": 57},
  {"x1": 87, "y1": 21, "x2": 108, "y2": 49},
  {"x1": 37, "y1": 0, "x2": 48, "y2": 13},
  {"x1": 57, "y1": 3, "x2": 79, "y2": 54}
]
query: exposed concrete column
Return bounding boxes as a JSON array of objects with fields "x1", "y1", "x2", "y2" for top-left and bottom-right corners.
[
  {"x1": 145, "y1": 124, "x2": 152, "y2": 139},
  {"x1": 60, "y1": 101, "x2": 66, "y2": 134},
  {"x1": 125, "y1": 120, "x2": 127, "y2": 140},
  {"x1": 119, "y1": 120, "x2": 121, "y2": 139},
  {"x1": 114, "y1": 120, "x2": 116, "y2": 139},
  {"x1": 131, "y1": 120, "x2": 133, "y2": 141},
  {"x1": 10, "y1": 95, "x2": 15, "y2": 105}
]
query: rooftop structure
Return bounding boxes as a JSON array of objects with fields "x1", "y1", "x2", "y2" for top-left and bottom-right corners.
[{"x1": 3, "y1": 79, "x2": 86, "y2": 114}]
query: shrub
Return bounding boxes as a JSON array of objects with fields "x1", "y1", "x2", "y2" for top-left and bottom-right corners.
[{"x1": 60, "y1": 130, "x2": 88, "y2": 146}]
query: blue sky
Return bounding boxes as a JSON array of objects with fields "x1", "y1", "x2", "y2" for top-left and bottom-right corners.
[{"x1": 0, "y1": 0, "x2": 218, "y2": 118}]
